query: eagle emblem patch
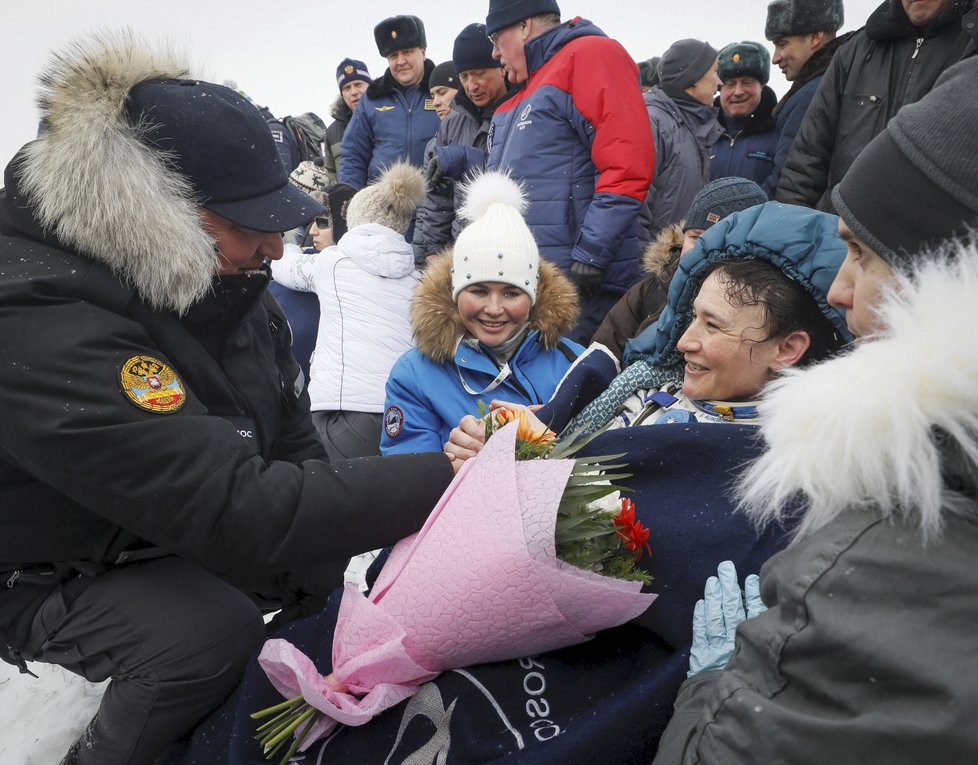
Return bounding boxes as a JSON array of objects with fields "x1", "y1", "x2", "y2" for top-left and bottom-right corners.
[{"x1": 120, "y1": 355, "x2": 186, "y2": 414}]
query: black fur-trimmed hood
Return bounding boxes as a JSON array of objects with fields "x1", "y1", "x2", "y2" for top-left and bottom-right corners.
[{"x1": 11, "y1": 30, "x2": 220, "y2": 315}]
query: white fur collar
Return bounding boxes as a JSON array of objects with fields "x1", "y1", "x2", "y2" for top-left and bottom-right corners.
[
  {"x1": 738, "y1": 237, "x2": 978, "y2": 540},
  {"x1": 17, "y1": 30, "x2": 217, "y2": 314}
]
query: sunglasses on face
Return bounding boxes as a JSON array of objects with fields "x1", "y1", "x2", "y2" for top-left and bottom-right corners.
[{"x1": 314, "y1": 216, "x2": 331, "y2": 229}]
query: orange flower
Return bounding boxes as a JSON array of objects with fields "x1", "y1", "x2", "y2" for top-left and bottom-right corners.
[
  {"x1": 516, "y1": 409, "x2": 556, "y2": 446},
  {"x1": 614, "y1": 498, "x2": 651, "y2": 561}
]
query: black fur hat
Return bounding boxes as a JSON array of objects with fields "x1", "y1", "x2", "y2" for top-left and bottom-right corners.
[
  {"x1": 374, "y1": 15, "x2": 427, "y2": 57},
  {"x1": 718, "y1": 41, "x2": 771, "y2": 84},
  {"x1": 765, "y1": 0, "x2": 844, "y2": 39}
]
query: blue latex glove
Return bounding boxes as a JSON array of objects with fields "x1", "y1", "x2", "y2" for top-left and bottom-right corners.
[{"x1": 687, "y1": 560, "x2": 766, "y2": 678}]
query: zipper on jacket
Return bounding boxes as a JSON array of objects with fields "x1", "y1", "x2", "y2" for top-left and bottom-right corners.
[{"x1": 911, "y1": 37, "x2": 923, "y2": 59}]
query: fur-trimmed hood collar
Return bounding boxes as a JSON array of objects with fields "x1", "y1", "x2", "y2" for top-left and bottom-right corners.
[
  {"x1": 410, "y1": 255, "x2": 579, "y2": 363},
  {"x1": 739, "y1": 237, "x2": 978, "y2": 540},
  {"x1": 9, "y1": 30, "x2": 220, "y2": 315},
  {"x1": 642, "y1": 222, "x2": 684, "y2": 279}
]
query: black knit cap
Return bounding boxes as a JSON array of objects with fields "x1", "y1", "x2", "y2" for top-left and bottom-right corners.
[
  {"x1": 658, "y1": 39, "x2": 719, "y2": 100},
  {"x1": 637, "y1": 57, "x2": 660, "y2": 89},
  {"x1": 765, "y1": 0, "x2": 844, "y2": 39},
  {"x1": 832, "y1": 56, "x2": 978, "y2": 271},
  {"x1": 486, "y1": 0, "x2": 561, "y2": 36},
  {"x1": 454, "y1": 23, "x2": 502, "y2": 73},
  {"x1": 429, "y1": 61, "x2": 458, "y2": 90},
  {"x1": 374, "y1": 15, "x2": 427, "y2": 57},
  {"x1": 718, "y1": 41, "x2": 771, "y2": 84}
]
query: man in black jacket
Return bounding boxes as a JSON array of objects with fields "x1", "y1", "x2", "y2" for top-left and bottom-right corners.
[
  {"x1": 776, "y1": 0, "x2": 976, "y2": 212},
  {"x1": 0, "y1": 31, "x2": 454, "y2": 765}
]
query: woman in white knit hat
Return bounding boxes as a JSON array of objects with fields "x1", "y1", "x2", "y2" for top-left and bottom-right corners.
[{"x1": 381, "y1": 171, "x2": 583, "y2": 455}]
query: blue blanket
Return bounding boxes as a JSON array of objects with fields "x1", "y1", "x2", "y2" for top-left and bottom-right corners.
[{"x1": 162, "y1": 424, "x2": 789, "y2": 764}]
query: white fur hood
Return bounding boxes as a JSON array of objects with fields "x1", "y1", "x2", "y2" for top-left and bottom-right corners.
[
  {"x1": 739, "y1": 237, "x2": 978, "y2": 540},
  {"x1": 14, "y1": 31, "x2": 218, "y2": 314},
  {"x1": 336, "y1": 224, "x2": 417, "y2": 279}
]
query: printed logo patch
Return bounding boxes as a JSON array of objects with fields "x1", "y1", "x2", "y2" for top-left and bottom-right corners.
[
  {"x1": 706, "y1": 212, "x2": 721, "y2": 223},
  {"x1": 384, "y1": 405, "x2": 404, "y2": 438},
  {"x1": 424, "y1": 98, "x2": 436, "y2": 111},
  {"x1": 375, "y1": 105, "x2": 396, "y2": 112},
  {"x1": 119, "y1": 355, "x2": 186, "y2": 414}
]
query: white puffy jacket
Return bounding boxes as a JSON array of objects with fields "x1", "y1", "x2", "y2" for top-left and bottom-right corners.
[{"x1": 272, "y1": 223, "x2": 419, "y2": 412}]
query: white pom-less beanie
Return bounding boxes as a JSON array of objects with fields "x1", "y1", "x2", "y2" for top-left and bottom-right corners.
[{"x1": 451, "y1": 171, "x2": 540, "y2": 304}]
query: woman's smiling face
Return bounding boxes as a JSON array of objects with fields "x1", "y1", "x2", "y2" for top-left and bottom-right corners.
[
  {"x1": 676, "y1": 271, "x2": 782, "y2": 401},
  {"x1": 457, "y1": 282, "x2": 531, "y2": 347}
]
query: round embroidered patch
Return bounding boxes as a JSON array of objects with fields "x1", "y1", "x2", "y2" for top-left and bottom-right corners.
[
  {"x1": 384, "y1": 405, "x2": 404, "y2": 438},
  {"x1": 119, "y1": 355, "x2": 186, "y2": 414}
]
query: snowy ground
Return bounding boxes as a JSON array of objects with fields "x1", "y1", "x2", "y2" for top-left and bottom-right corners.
[{"x1": 0, "y1": 551, "x2": 377, "y2": 763}]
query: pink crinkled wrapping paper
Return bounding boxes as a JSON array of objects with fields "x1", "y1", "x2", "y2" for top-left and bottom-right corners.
[{"x1": 259, "y1": 422, "x2": 656, "y2": 748}]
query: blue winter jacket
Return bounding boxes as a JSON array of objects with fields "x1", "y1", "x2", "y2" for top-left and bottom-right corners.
[
  {"x1": 624, "y1": 202, "x2": 854, "y2": 364},
  {"x1": 485, "y1": 18, "x2": 654, "y2": 294},
  {"x1": 710, "y1": 86, "x2": 778, "y2": 192},
  {"x1": 380, "y1": 257, "x2": 583, "y2": 454},
  {"x1": 339, "y1": 61, "x2": 440, "y2": 189}
]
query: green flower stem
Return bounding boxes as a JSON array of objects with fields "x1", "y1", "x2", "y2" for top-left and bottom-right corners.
[{"x1": 250, "y1": 694, "x2": 305, "y2": 719}]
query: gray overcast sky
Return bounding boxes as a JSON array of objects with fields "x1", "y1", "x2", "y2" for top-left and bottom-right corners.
[{"x1": 1, "y1": 0, "x2": 882, "y2": 167}]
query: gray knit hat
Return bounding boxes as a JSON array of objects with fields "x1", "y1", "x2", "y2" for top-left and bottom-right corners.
[
  {"x1": 658, "y1": 39, "x2": 718, "y2": 99},
  {"x1": 765, "y1": 0, "x2": 844, "y2": 39},
  {"x1": 832, "y1": 56, "x2": 978, "y2": 271},
  {"x1": 684, "y1": 177, "x2": 768, "y2": 232},
  {"x1": 345, "y1": 161, "x2": 426, "y2": 235},
  {"x1": 718, "y1": 41, "x2": 771, "y2": 84},
  {"x1": 637, "y1": 57, "x2": 660, "y2": 89}
]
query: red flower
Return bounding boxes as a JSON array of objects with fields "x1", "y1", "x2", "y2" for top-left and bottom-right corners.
[{"x1": 614, "y1": 498, "x2": 651, "y2": 561}]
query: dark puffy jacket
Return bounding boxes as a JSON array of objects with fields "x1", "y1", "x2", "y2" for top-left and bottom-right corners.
[
  {"x1": 765, "y1": 32, "x2": 855, "y2": 197},
  {"x1": 339, "y1": 60, "x2": 440, "y2": 189},
  {"x1": 416, "y1": 92, "x2": 495, "y2": 258},
  {"x1": 710, "y1": 86, "x2": 778, "y2": 191},
  {"x1": 323, "y1": 95, "x2": 352, "y2": 183},
  {"x1": 640, "y1": 88, "x2": 722, "y2": 248},
  {"x1": 486, "y1": 18, "x2": 655, "y2": 294},
  {"x1": 776, "y1": 0, "x2": 976, "y2": 211}
]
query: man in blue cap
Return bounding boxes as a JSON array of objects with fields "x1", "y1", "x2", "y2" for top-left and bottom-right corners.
[
  {"x1": 324, "y1": 57, "x2": 372, "y2": 182},
  {"x1": 0, "y1": 31, "x2": 454, "y2": 763}
]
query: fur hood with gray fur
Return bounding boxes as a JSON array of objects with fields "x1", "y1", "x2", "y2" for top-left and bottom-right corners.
[
  {"x1": 411, "y1": 254, "x2": 579, "y2": 363},
  {"x1": 13, "y1": 31, "x2": 219, "y2": 315},
  {"x1": 738, "y1": 237, "x2": 978, "y2": 541},
  {"x1": 642, "y1": 221, "x2": 684, "y2": 281}
]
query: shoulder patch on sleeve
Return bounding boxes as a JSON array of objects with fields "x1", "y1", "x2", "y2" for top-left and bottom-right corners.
[
  {"x1": 384, "y1": 405, "x2": 404, "y2": 438},
  {"x1": 119, "y1": 355, "x2": 186, "y2": 414}
]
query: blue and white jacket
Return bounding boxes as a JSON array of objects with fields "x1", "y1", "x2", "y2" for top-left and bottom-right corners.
[{"x1": 381, "y1": 257, "x2": 583, "y2": 454}]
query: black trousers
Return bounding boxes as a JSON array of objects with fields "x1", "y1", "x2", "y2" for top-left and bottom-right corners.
[
  {"x1": 1, "y1": 557, "x2": 265, "y2": 764},
  {"x1": 569, "y1": 290, "x2": 623, "y2": 347}
]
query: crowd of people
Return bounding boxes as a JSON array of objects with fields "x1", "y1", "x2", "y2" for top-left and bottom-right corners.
[{"x1": 0, "y1": 0, "x2": 976, "y2": 763}]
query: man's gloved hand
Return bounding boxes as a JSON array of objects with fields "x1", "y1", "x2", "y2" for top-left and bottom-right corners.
[
  {"x1": 570, "y1": 260, "x2": 605, "y2": 297},
  {"x1": 425, "y1": 153, "x2": 449, "y2": 190},
  {"x1": 687, "y1": 560, "x2": 767, "y2": 678}
]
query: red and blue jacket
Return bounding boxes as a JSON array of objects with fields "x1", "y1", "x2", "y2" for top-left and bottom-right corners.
[{"x1": 487, "y1": 19, "x2": 655, "y2": 294}]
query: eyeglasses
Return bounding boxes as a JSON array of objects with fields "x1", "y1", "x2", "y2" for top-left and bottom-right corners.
[
  {"x1": 488, "y1": 21, "x2": 523, "y2": 47},
  {"x1": 313, "y1": 216, "x2": 331, "y2": 229}
]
